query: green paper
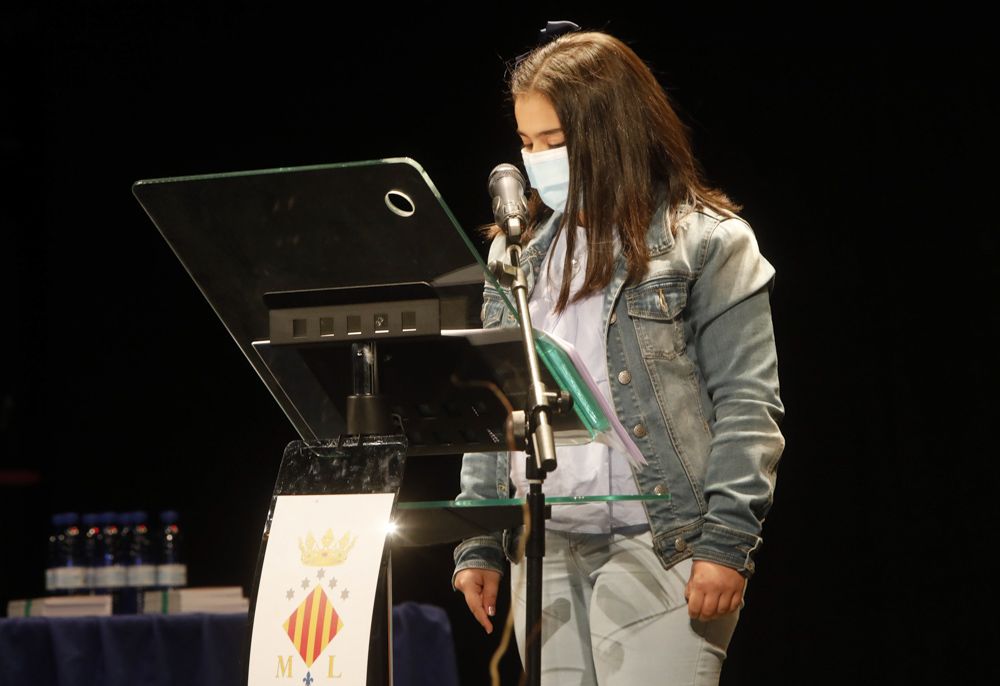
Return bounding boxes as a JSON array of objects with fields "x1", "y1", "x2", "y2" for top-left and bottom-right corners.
[{"x1": 533, "y1": 331, "x2": 610, "y2": 436}]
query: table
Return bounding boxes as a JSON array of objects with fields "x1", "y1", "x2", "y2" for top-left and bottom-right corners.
[{"x1": 0, "y1": 602, "x2": 457, "y2": 686}]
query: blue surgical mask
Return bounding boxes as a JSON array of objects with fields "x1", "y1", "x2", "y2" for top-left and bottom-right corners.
[{"x1": 521, "y1": 146, "x2": 569, "y2": 213}]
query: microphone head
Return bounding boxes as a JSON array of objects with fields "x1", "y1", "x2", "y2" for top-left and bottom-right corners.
[
  {"x1": 488, "y1": 163, "x2": 525, "y2": 195},
  {"x1": 488, "y1": 162, "x2": 528, "y2": 242}
]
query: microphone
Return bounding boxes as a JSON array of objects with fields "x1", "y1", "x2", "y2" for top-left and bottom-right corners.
[{"x1": 488, "y1": 163, "x2": 528, "y2": 243}]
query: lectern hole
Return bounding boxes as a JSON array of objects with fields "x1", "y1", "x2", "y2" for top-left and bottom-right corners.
[
  {"x1": 292, "y1": 319, "x2": 308, "y2": 338},
  {"x1": 385, "y1": 190, "x2": 415, "y2": 218}
]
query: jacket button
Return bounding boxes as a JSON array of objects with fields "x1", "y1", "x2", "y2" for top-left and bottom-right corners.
[
  {"x1": 617, "y1": 370, "x2": 632, "y2": 384},
  {"x1": 610, "y1": 311, "x2": 617, "y2": 325},
  {"x1": 674, "y1": 537, "x2": 687, "y2": 552},
  {"x1": 632, "y1": 423, "x2": 647, "y2": 438},
  {"x1": 652, "y1": 483, "x2": 665, "y2": 496}
]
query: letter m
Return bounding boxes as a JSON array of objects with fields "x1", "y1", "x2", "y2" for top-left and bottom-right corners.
[{"x1": 276, "y1": 655, "x2": 294, "y2": 678}]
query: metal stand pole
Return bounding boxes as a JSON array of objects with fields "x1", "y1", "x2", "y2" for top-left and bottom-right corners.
[
  {"x1": 346, "y1": 340, "x2": 394, "y2": 685},
  {"x1": 524, "y1": 458, "x2": 546, "y2": 686},
  {"x1": 491, "y1": 243, "x2": 562, "y2": 686}
]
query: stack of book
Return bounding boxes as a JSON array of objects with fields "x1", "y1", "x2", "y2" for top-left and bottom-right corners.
[
  {"x1": 142, "y1": 586, "x2": 249, "y2": 615},
  {"x1": 7, "y1": 595, "x2": 113, "y2": 617}
]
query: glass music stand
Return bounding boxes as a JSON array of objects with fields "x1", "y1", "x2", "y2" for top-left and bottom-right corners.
[{"x1": 132, "y1": 158, "x2": 666, "y2": 686}]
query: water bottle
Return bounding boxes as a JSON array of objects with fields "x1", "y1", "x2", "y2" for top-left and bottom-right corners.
[
  {"x1": 50, "y1": 512, "x2": 86, "y2": 595},
  {"x1": 94, "y1": 511, "x2": 126, "y2": 612},
  {"x1": 124, "y1": 510, "x2": 157, "y2": 613},
  {"x1": 81, "y1": 512, "x2": 102, "y2": 594},
  {"x1": 46, "y1": 513, "x2": 64, "y2": 594},
  {"x1": 156, "y1": 510, "x2": 187, "y2": 589},
  {"x1": 117, "y1": 512, "x2": 135, "y2": 612}
]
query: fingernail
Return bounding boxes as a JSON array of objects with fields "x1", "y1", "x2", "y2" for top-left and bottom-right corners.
[{"x1": 487, "y1": 605, "x2": 496, "y2": 617}]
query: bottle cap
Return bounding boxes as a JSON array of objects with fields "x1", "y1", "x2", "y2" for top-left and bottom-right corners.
[{"x1": 159, "y1": 510, "x2": 180, "y2": 524}]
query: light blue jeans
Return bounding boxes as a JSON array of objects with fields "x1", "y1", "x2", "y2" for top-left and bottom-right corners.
[{"x1": 510, "y1": 529, "x2": 740, "y2": 686}]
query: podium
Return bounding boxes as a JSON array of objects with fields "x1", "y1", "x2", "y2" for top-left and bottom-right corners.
[{"x1": 133, "y1": 158, "x2": 662, "y2": 685}]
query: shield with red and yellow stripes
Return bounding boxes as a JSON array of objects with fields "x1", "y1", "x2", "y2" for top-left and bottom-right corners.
[{"x1": 282, "y1": 586, "x2": 344, "y2": 667}]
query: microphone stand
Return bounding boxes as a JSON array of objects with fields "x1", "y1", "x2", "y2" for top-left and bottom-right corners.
[{"x1": 490, "y1": 237, "x2": 560, "y2": 686}]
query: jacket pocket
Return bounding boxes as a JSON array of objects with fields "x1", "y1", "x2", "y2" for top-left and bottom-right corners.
[
  {"x1": 625, "y1": 278, "x2": 688, "y2": 359},
  {"x1": 481, "y1": 286, "x2": 517, "y2": 329}
]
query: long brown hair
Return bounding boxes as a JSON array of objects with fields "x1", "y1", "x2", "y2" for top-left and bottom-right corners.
[{"x1": 486, "y1": 30, "x2": 740, "y2": 314}]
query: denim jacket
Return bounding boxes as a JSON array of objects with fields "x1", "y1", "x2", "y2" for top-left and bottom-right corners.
[{"x1": 452, "y1": 196, "x2": 785, "y2": 583}]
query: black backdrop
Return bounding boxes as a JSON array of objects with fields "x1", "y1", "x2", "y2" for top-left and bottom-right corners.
[{"x1": 1, "y1": 4, "x2": 996, "y2": 685}]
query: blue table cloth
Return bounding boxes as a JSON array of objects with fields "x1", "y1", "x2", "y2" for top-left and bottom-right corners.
[{"x1": 0, "y1": 602, "x2": 458, "y2": 686}]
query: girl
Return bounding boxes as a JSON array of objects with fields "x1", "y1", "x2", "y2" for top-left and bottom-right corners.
[{"x1": 453, "y1": 27, "x2": 785, "y2": 686}]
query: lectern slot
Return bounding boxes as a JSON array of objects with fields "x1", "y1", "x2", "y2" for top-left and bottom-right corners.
[{"x1": 401, "y1": 310, "x2": 417, "y2": 332}]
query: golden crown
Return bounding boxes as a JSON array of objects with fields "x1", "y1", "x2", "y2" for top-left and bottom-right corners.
[{"x1": 298, "y1": 529, "x2": 356, "y2": 567}]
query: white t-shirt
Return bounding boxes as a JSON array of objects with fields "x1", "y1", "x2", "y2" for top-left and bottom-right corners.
[{"x1": 509, "y1": 225, "x2": 648, "y2": 533}]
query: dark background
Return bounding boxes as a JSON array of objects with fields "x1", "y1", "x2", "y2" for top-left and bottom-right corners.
[{"x1": 1, "y1": 4, "x2": 995, "y2": 685}]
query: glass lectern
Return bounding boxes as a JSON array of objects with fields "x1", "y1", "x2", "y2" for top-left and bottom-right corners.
[{"x1": 133, "y1": 158, "x2": 667, "y2": 686}]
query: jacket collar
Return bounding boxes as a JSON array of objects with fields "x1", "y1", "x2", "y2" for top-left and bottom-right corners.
[
  {"x1": 645, "y1": 191, "x2": 676, "y2": 257},
  {"x1": 519, "y1": 212, "x2": 562, "y2": 297},
  {"x1": 520, "y1": 192, "x2": 678, "y2": 290}
]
